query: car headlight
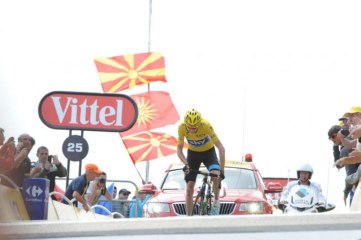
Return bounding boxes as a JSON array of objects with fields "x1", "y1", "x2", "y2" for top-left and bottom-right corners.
[
  {"x1": 239, "y1": 202, "x2": 264, "y2": 214},
  {"x1": 146, "y1": 202, "x2": 171, "y2": 214}
]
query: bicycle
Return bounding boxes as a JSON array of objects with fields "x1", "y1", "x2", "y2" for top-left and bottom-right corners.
[{"x1": 191, "y1": 170, "x2": 219, "y2": 215}]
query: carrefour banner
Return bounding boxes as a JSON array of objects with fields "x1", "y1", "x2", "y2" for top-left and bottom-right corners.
[{"x1": 22, "y1": 178, "x2": 50, "y2": 220}]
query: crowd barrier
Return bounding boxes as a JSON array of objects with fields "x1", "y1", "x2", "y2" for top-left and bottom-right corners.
[
  {"x1": 0, "y1": 174, "x2": 117, "y2": 222},
  {"x1": 0, "y1": 174, "x2": 142, "y2": 222},
  {"x1": 0, "y1": 184, "x2": 29, "y2": 221}
]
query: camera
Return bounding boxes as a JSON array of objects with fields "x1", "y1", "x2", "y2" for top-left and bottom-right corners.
[{"x1": 98, "y1": 178, "x2": 106, "y2": 184}]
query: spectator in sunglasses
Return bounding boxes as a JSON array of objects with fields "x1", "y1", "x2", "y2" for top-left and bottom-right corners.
[
  {"x1": 84, "y1": 171, "x2": 112, "y2": 207},
  {"x1": 113, "y1": 188, "x2": 131, "y2": 218}
]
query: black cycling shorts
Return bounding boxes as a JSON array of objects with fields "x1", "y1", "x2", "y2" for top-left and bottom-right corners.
[{"x1": 185, "y1": 147, "x2": 220, "y2": 182}]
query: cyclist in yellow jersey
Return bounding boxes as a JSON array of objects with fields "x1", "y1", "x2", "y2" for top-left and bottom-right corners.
[{"x1": 177, "y1": 109, "x2": 225, "y2": 216}]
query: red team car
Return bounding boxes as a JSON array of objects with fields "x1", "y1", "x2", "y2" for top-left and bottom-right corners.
[{"x1": 143, "y1": 155, "x2": 283, "y2": 217}]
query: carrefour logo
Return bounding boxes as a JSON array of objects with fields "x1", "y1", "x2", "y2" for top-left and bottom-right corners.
[{"x1": 26, "y1": 185, "x2": 43, "y2": 197}]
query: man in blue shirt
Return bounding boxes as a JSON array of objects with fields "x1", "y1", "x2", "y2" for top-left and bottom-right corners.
[{"x1": 62, "y1": 163, "x2": 102, "y2": 212}]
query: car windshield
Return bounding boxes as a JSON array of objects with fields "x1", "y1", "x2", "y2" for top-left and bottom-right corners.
[{"x1": 162, "y1": 167, "x2": 258, "y2": 190}]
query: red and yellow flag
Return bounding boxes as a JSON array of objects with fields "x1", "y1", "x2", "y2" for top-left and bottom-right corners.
[
  {"x1": 120, "y1": 91, "x2": 179, "y2": 137},
  {"x1": 94, "y1": 52, "x2": 166, "y2": 92},
  {"x1": 122, "y1": 132, "x2": 178, "y2": 163}
]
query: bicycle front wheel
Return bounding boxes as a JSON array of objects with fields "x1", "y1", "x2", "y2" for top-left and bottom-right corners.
[{"x1": 193, "y1": 185, "x2": 212, "y2": 215}]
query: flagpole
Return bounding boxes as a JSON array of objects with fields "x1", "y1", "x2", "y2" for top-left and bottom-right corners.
[{"x1": 145, "y1": 0, "x2": 153, "y2": 183}]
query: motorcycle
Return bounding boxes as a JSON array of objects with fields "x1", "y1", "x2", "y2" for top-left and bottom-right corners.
[{"x1": 278, "y1": 185, "x2": 335, "y2": 214}]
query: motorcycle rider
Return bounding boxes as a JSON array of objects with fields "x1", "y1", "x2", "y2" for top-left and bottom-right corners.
[{"x1": 280, "y1": 163, "x2": 326, "y2": 206}]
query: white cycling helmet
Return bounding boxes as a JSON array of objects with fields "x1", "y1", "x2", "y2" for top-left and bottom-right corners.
[{"x1": 296, "y1": 163, "x2": 313, "y2": 179}]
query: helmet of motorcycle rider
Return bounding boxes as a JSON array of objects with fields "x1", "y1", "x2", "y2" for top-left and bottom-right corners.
[
  {"x1": 296, "y1": 163, "x2": 313, "y2": 179},
  {"x1": 184, "y1": 108, "x2": 202, "y2": 127}
]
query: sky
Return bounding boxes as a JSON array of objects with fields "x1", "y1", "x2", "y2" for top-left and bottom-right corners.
[{"x1": 1, "y1": 0, "x2": 361, "y2": 212}]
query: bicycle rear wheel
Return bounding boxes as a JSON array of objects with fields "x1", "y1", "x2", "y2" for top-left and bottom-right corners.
[
  {"x1": 193, "y1": 186, "x2": 206, "y2": 215},
  {"x1": 205, "y1": 193, "x2": 212, "y2": 215}
]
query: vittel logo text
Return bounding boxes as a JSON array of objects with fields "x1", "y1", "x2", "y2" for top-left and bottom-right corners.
[
  {"x1": 52, "y1": 97, "x2": 124, "y2": 126},
  {"x1": 39, "y1": 91, "x2": 138, "y2": 132}
]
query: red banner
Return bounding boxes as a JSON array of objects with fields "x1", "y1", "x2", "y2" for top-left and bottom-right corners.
[
  {"x1": 94, "y1": 52, "x2": 166, "y2": 92},
  {"x1": 120, "y1": 91, "x2": 179, "y2": 137},
  {"x1": 122, "y1": 132, "x2": 178, "y2": 163}
]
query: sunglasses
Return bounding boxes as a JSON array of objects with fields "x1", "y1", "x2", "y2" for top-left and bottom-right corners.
[{"x1": 121, "y1": 192, "x2": 129, "y2": 196}]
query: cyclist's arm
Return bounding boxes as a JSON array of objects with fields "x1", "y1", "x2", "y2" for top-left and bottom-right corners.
[
  {"x1": 177, "y1": 144, "x2": 188, "y2": 166},
  {"x1": 214, "y1": 140, "x2": 225, "y2": 171},
  {"x1": 177, "y1": 125, "x2": 188, "y2": 166}
]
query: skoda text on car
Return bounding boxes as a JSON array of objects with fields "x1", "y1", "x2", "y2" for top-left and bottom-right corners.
[{"x1": 143, "y1": 155, "x2": 283, "y2": 217}]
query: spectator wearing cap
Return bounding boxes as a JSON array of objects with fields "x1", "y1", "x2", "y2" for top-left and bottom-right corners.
[
  {"x1": 113, "y1": 188, "x2": 131, "y2": 218},
  {"x1": 344, "y1": 106, "x2": 361, "y2": 129},
  {"x1": 62, "y1": 163, "x2": 102, "y2": 212},
  {"x1": 336, "y1": 106, "x2": 361, "y2": 164},
  {"x1": 334, "y1": 106, "x2": 361, "y2": 204}
]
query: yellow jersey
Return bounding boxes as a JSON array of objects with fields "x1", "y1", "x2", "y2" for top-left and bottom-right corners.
[{"x1": 178, "y1": 119, "x2": 219, "y2": 152}]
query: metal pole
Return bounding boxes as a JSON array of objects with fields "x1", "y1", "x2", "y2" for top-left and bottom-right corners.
[
  {"x1": 145, "y1": 0, "x2": 153, "y2": 184},
  {"x1": 78, "y1": 130, "x2": 84, "y2": 176},
  {"x1": 147, "y1": 0, "x2": 152, "y2": 53},
  {"x1": 66, "y1": 130, "x2": 72, "y2": 188}
]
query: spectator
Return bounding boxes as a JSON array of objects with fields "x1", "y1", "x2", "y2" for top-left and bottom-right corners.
[
  {"x1": 62, "y1": 163, "x2": 101, "y2": 212},
  {"x1": 334, "y1": 106, "x2": 361, "y2": 198},
  {"x1": 0, "y1": 128, "x2": 15, "y2": 174},
  {"x1": 83, "y1": 172, "x2": 112, "y2": 207},
  {"x1": 328, "y1": 124, "x2": 358, "y2": 205},
  {"x1": 4, "y1": 133, "x2": 35, "y2": 188},
  {"x1": 129, "y1": 184, "x2": 155, "y2": 218},
  {"x1": 113, "y1": 188, "x2": 131, "y2": 218},
  {"x1": 30, "y1": 146, "x2": 67, "y2": 200}
]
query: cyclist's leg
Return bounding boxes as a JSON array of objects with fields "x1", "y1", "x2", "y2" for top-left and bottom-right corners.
[
  {"x1": 185, "y1": 150, "x2": 201, "y2": 216},
  {"x1": 203, "y1": 148, "x2": 221, "y2": 200},
  {"x1": 186, "y1": 181, "x2": 195, "y2": 216},
  {"x1": 203, "y1": 148, "x2": 221, "y2": 215}
]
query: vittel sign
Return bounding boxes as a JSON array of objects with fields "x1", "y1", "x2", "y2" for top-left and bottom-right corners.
[{"x1": 39, "y1": 91, "x2": 138, "y2": 132}]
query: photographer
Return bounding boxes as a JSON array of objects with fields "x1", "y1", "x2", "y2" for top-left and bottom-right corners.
[
  {"x1": 83, "y1": 172, "x2": 112, "y2": 207},
  {"x1": 30, "y1": 146, "x2": 67, "y2": 200},
  {"x1": 4, "y1": 133, "x2": 35, "y2": 188}
]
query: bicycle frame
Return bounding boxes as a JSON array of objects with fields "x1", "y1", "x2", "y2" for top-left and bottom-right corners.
[{"x1": 192, "y1": 170, "x2": 218, "y2": 215}]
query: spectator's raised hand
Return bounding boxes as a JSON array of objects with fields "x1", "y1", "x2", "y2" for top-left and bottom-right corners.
[
  {"x1": 349, "y1": 149, "x2": 361, "y2": 158},
  {"x1": 52, "y1": 155, "x2": 60, "y2": 165},
  {"x1": 350, "y1": 125, "x2": 361, "y2": 139}
]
